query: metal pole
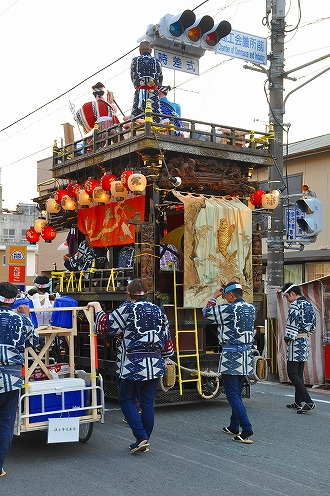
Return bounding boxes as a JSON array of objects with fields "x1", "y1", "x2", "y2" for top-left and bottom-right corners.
[{"x1": 266, "y1": 0, "x2": 286, "y2": 316}]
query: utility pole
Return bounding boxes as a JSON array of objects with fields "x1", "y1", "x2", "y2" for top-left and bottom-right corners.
[{"x1": 266, "y1": 0, "x2": 286, "y2": 317}]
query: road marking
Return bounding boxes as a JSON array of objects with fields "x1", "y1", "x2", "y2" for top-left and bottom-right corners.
[{"x1": 285, "y1": 394, "x2": 330, "y2": 404}]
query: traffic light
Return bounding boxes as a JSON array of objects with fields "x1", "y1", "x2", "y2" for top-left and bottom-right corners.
[
  {"x1": 201, "y1": 20, "x2": 232, "y2": 50},
  {"x1": 146, "y1": 11, "x2": 231, "y2": 54},
  {"x1": 295, "y1": 197, "x2": 323, "y2": 238},
  {"x1": 182, "y1": 16, "x2": 214, "y2": 46},
  {"x1": 159, "y1": 10, "x2": 196, "y2": 41}
]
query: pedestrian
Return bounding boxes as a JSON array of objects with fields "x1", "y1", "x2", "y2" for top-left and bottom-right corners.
[
  {"x1": 0, "y1": 282, "x2": 39, "y2": 477},
  {"x1": 87, "y1": 278, "x2": 173, "y2": 454},
  {"x1": 282, "y1": 282, "x2": 316, "y2": 414},
  {"x1": 202, "y1": 282, "x2": 255, "y2": 444},
  {"x1": 130, "y1": 41, "x2": 163, "y2": 123}
]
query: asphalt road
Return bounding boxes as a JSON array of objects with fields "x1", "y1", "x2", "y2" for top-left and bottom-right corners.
[{"x1": 2, "y1": 380, "x2": 330, "y2": 496}]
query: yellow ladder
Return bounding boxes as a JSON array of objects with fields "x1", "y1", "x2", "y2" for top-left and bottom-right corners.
[{"x1": 167, "y1": 264, "x2": 202, "y2": 395}]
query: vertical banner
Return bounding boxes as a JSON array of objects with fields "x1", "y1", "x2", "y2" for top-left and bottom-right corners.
[{"x1": 7, "y1": 245, "x2": 27, "y2": 287}]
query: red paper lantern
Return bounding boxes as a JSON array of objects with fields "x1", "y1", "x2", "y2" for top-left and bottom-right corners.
[
  {"x1": 26, "y1": 227, "x2": 40, "y2": 244},
  {"x1": 54, "y1": 189, "x2": 67, "y2": 205},
  {"x1": 67, "y1": 181, "x2": 82, "y2": 198},
  {"x1": 249, "y1": 189, "x2": 265, "y2": 206},
  {"x1": 41, "y1": 225, "x2": 57, "y2": 243},
  {"x1": 121, "y1": 169, "x2": 133, "y2": 189},
  {"x1": 101, "y1": 173, "x2": 116, "y2": 192},
  {"x1": 84, "y1": 178, "x2": 99, "y2": 196}
]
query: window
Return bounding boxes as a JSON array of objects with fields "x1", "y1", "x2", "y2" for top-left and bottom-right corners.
[
  {"x1": 21, "y1": 229, "x2": 27, "y2": 241},
  {"x1": 306, "y1": 263, "x2": 330, "y2": 282},
  {"x1": 2, "y1": 228, "x2": 15, "y2": 240},
  {"x1": 284, "y1": 264, "x2": 302, "y2": 285}
]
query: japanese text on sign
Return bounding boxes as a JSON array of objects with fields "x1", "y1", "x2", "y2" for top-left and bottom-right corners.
[
  {"x1": 217, "y1": 29, "x2": 267, "y2": 65},
  {"x1": 286, "y1": 206, "x2": 305, "y2": 240},
  {"x1": 154, "y1": 48, "x2": 200, "y2": 75}
]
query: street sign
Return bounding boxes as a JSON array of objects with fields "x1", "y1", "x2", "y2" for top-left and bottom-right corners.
[
  {"x1": 285, "y1": 205, "x2": 305, "y2": 240},
  {"x1": 154, "y1": 47, "x2": 200, "y2": 75},
  {"x1": 6, "y1": 245, "x2": 27, "y2": 286},
  {"x1": 216, "y1": 29, "x2": 267, "y2": 65}
]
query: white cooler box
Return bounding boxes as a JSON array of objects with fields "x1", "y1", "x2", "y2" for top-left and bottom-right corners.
[{"x1": 27, "y1": 378, "x2": 86, "y2": 423}]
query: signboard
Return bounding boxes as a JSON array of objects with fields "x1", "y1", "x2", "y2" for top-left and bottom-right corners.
[
  {"x1": 286, "y1": 206, "x2": 305, "y2": 240},
  {"x1": 216, "y1": 29, "x2": 267, "y2": 65},
  {"x1": 7, "y1": 245, "x2": 27, "y2": 285},
  {"x1": 8, "y1": 265, "x2": 26, "y2": 284},
  {"x1": 154, "y1": 48, "x2": 200, "y2": 75}
]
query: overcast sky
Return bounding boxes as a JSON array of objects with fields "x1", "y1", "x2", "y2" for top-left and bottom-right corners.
[{"x1": 0, "y1": 0, "x2": 329, "y2": 210}]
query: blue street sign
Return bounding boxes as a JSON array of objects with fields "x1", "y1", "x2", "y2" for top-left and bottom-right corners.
[
  {"x1": 216, "y1": 29, "x2": 267, "y2": 65},
  {"x1": 286, "y1": 205, "x2": 305, "y2": 240}
]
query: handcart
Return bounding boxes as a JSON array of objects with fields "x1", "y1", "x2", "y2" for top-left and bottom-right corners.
[{"x1": 14, "y1": 306, "x2": 104, "y2": 443}]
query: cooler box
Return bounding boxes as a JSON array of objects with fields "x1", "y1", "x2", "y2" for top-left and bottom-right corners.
[{"x1": 28, "y1": 378, "x2": 86, "y2": 423}]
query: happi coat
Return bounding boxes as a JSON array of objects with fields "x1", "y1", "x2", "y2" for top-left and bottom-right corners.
[
  {"x1": 95, "y1": 298, "x2": 173, "y2": 381},
  {"x1": 202, "y1": 297, "x2": 255, "y2": 375},
  {"x1": 0, "y1": 308, "x2": 38, "y2": 392},
  {"x1": 284, "y1": 296, "x2": 316, "y2": 362},
  {"x1": 130, "y1": 52, "x2": 163, "y2": 122}
]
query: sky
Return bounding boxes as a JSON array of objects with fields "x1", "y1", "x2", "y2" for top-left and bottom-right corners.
[{"x1": 0, "y1": 0, "x2": 329, "y2": 210}]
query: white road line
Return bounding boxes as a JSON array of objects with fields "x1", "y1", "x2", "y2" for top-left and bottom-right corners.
[{"x1": 285, "y1": 394, "x2": 330, "y2": 404}]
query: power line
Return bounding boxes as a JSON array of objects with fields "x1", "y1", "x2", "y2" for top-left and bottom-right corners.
[{"x1": 0, "y1": 46, "x2": 138, "y2": 134}]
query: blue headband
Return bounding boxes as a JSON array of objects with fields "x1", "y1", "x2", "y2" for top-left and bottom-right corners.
[{"x1": 223, "y1": 283, "x2": 242, "y2": 294}]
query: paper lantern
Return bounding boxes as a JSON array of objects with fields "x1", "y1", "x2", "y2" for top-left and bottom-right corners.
[
  {"x1": 101, "y1": 173, "x2": 116, "y2": 192},
  {"x1": 26, "y1": 227, "x2": 40, "y2": 244},
  {"x1": 249, "y1": 189, "x2": 265, "y2": 206},
  {"x1": 121, "y1": 169, "x2": 134, "y2": 189},
  {"x1": 34, "y1": 217, "x2": 47, "y2": 234},
  {"x1": 92, "y1": 186, "x2": 110, "y2": 203},
  {"x1": 46, "y1": 198, "x2": 61, "y2": 214},
  {"x1": 77, "y1": 189, "x2": 92, "y2": 206},
  {"x1": 53, "y1": 189, "x2": 67, "y2": 205},
  {"x1": 127, "y1": 172, "x2": 147, "y2": 193},
  {"x1": 261, "y1": 192, "x2": 279, "y2": 210},
  {"x1": 41, "y1": 225, "x2": 57, "y2": 243},
  {"x1": 84, "y1": 178, "x2": 99, "y2": 196},
  {"x1": 61, "y1": 194, "x2": 77, "y2": 211},
  {"x1": 67, "y1": 181, "x2": 82, "y2": 198},
  {"x1": 110, "y1": 180, "x2": 128, "y2": 200}
]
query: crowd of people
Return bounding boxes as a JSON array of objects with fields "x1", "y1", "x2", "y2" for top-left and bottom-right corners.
[{"x1": 0, "y1": 275, "x2": 317, "y2": 473}]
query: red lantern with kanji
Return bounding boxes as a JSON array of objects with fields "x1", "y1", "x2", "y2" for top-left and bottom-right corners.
[
  {"x1": 26, "y1": 227, "x2": 40, "y2": 244},
  {"x1": 101, "y1": 173, "x2": 116, "y2": 192},
  {"x1": 121, "y1": 169, "x2": 133, "y2": 189},
  {"x1": 67, "y1": 181, "x2": 82, "y2": 198},
  {"x1": 54, "y1": 189, "x2": 67, "y2": 205},
  {"x1": 41, "y1": 225, "x2": 57, "y2": 243},
  {"x1": 84, "y1": 178, "x2": 99, "y2": 196},
  {"x1": 249, "y1": 189, "x2": 265, "y2": 206}
]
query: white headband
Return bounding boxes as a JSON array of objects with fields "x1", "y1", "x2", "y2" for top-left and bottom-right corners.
[
  {"x1": 34, "y1": 282, "x2": 50, "y2": 288},
  {"x1": 0, "y1": 295, "x2": 16, "y2": 303},
  {"x1": 223, "y1": 283, "x2": 242, "y2": 294},
  {"x1": 282, "y1": 284, "x2": 296, "y2": 297}
]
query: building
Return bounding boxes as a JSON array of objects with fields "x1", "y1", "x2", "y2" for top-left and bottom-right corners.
[
  {"x1": 0, "y1": 199, "x2": 39, "y2": 289},
  {"x1": 254, "y1": 133, "x2": 330, "y2": 285}
]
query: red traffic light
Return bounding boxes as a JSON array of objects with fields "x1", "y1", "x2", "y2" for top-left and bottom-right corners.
[{"x1": 202, "y1": 20, "x2": 232, "y2": 48}]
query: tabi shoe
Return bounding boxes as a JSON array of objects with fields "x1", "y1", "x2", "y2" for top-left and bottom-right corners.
[
  {"x1": 0, "y1": 469, "x2": 6, "y2": 477},
  {"x1": 129, "y1": 439, "x2": 150, "y2": 454},
  {"x1": 232, "y1": 431, "x2": 253, "y2": 444},
  {"x1": 222, "y1": 426, "x2": 241, "y2": 435},
  {"x1": 297, "y1": 402, "x2": 316, "y2": 414},
  {"x1": 286, "y1": 402, "x2": 302, "y2": 410}
]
